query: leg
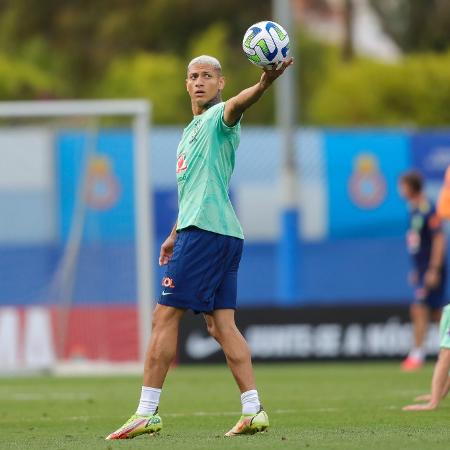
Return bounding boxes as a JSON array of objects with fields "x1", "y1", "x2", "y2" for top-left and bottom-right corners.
[
  {"x1": 204, "y1": 309, "x2": 269, "y2": 437},
  {"x1": 430, "y1": 308, "x2": 443, "y2": 324},
  {"x1": 143, "y1": 304, "x2": 185, "y2": 387},
  {"x1": 105, "y1": 304, "x2": 183, "y2": 439},
  {"x1": 106, "y1": 304, "x2": 184, "y2": 440},
  {"x1": 204, "y1": 309, "x2": 255, "y2": 393},
  {"x1": 410, "y1": 303, "x2": 430, "y2": 351},
  {"x1": 402, "y1": 303, "x2": 430, "y2": 370}
]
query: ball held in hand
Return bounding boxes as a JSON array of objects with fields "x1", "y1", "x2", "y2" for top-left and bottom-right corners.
[{"x1": 242, "y1": 20, "x2": 290, "y2": 69}]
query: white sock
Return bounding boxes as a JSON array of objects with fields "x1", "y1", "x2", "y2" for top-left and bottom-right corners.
[
  {"x1": 241, "y1": 389, "x2": 261, "y2": 415},
  {"x1": 136, "y1": 386, "x2": 161, "y2": 416},
  {"x1": 409, "y1": 347, "x2": 425, "y2": 361}
]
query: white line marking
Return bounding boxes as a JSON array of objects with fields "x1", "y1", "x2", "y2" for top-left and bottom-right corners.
[
  {"x1": 164, "y1": 409, "x2": 296, "y2": 418},
  {"x1": 11, "y1": 409, "x2": 298, "y2": 423},
  {"x1": 4, "y1": 393, "x2": 92, "y2": 401},
  {"x1": 303, "y1": 407, "x2": 339, "y2": 412}
]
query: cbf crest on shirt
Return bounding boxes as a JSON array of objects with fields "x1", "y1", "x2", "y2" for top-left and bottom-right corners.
[{"x1": 175, "y1": 102, "x2": 244, "y2": 239}]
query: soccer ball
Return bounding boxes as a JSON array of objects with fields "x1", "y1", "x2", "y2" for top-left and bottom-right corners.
[{"x1": 242, "y1": 21, "x2": 290, "y2": 69}]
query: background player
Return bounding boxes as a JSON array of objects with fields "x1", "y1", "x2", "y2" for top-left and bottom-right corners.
[
  {"x1": 106, "y1": 54, "x2": 293, "y2": 440},
  {"x1": 399, "y1": 171, "x2": 448, "y2": 371}
]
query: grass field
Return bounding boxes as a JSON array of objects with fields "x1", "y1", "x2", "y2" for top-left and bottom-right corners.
[{"x1": 1, "y1": 362, "x2": 449, "y2": 450}]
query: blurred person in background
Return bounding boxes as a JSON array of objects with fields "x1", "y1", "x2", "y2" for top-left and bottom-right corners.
[
  {"x1": 403, "y1": 167, "x2": 450, "y2": 410},
  {"x1": 399, "y1": 171, "x2": 448, "y2": 371}
]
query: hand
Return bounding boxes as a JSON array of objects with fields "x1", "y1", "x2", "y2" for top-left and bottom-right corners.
[
  {"x1": 414, "y1": 394, "x2": 432, "y2": 402},
  {"x1": 159, "y1": 235, "x2": 176, "y2": 266},
  {"x1": 402, "y1": 402, "x2": 438, "y2": 411},
  {"x1": 424, "y1": 268, "x2": 441, "y2": 289},
  {"x1": 259, "y1": 57, "x2": 294, "y2": 90},
  {"x1": 408, "y1": 270, "x2": 418, "y2": 286}
]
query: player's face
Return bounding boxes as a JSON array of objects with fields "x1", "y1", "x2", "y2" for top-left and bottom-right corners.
[
  {"x1": 186, "y1": 64, "x2": 225, "y2": 107},
  {"x1": 399, "y1": 181, "x2": 415, "y2": 201}
]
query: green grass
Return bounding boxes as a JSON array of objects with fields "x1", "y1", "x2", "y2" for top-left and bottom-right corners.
[{"x1": 1, "y1": 362, "x2": 449, "y2": 449}]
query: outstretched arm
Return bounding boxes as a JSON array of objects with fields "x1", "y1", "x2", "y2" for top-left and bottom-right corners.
[
  {"x1": 403, "y1": 348, "x2": 450, "y2": 411},
  {"x1": 442, "y1": 376, "x2": 450, "y2": 399},
  {"x1": 223, "y1": 58, "x2": 294, "y2": 127},
  {"x1": 415, "y1": 376, "x2": 450, "y2": 402}
]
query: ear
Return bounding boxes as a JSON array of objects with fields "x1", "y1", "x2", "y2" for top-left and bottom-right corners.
[
  {"x1": 218, "y1": 76, "x2": 225, "y2": 91},
  {"x1": 185, "y1": 78, "x2": 189, "y2": 92}
]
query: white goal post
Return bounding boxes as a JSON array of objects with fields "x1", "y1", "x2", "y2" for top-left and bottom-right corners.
[{"x1": 0, "y1": 99, "x2": 154, "y2": 362}]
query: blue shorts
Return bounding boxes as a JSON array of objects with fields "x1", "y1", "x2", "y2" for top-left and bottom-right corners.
[
  {"x1": 413, "y1": 267, "x2": 447, "y2": 310},
  {"x1": 158, "y1": 226, "x2": 244, "y2": 314}
]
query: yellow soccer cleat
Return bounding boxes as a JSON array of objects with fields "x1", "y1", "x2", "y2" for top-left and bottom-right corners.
[
  {"x1": 105, "y1": 410, "x2": 162, "y2": 440},
  {"x1": 225, "y1": 407, "x2": 269, "y2": 436}
]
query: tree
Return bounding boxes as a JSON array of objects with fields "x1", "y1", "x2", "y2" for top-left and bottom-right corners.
[
  {"x1": 0, "y1": 52, "x2": 59, "y2": 99},
  {"x1": 342, "y1": 0, "x2": 355, "y2": 61},
  {"x1": 98, "y1": 52, "x2": 189, "y2": 124},
  {"x1": 369, "y1": 0, "x2": 450, "y2": 53},
  {"x1": 0, "y1": 0, "x2": 271, "y2": 95},
  {"x1": 309, "y1": 52, "x2": 450, "y2": 126}
]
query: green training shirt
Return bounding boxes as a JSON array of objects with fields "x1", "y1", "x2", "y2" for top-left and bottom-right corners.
[{"x1": 175, "y1": 101, "x2": 244, "y2": 239}]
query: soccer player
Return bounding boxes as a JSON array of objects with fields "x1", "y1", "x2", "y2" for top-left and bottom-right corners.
[
  {"x1": 399, "y1": 171, "x2": 448, "y2": 371},
  {"x1": 403, "y1": 305, "x2": 450, "y2": 410},
  {"x1": 106, "y1": 54, "x2": 293, "y2": 440}
]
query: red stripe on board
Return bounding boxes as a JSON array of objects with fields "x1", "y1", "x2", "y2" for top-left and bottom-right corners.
[{"x1": 50, "y1": 306, "x2": 139, "y2": 362}]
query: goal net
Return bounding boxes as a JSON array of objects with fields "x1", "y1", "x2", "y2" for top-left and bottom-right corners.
[{"x1": 0, "y1": 100, "x2": 154, "y2": 374}]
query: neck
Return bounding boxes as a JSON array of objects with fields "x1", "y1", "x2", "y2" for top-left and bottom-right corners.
[
  {"x1": 191, "y1": 92, "x2": 222, "y2": 116},
  {"x1": 410, "y1": 193, "x2": 424, "y2": 208}
]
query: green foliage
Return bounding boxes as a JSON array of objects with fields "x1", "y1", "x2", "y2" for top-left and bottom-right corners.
[
  {"x1": 97, "y1": 52, "x2": 189, "y2": 124},
  {"x1": 296, "y1": 31, "x2": 340, "y2": 123},
  {"x1": 370, "y1": 0, "x2": 450, "y2": 53},
  {"x1": 0, "y1": 0, "x2": 270, "y2": 93},
  {"x1": 0, "y1": 52, "x2": 59, "y2": 99},
  {"x1": 188, "y1": 23, "x2": 231, "y2": 70},
  {"x1": 0, "y1": 0, "x2": 449, "y2": 125},
  {"x1": 310, "y1": 51, "x2": 450, "y2": 126}
]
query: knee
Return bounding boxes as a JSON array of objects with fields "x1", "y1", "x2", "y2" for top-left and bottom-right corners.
[
  {"x1": 208, "y1": 323, "x2": 238, "y2": 345},
  {"x1": 147, "y1": 327, "x2": 176, "y2": 364},
  {"x1": 411, "y1": 304, "x2": 427, "y2": 320},
  {"x1": 147, "y1": 308, "x2": 181, "y2": 357},
  {"x1": 151, "y1": 306, "x2": 179, "y2": 332},
  {"x1": 206, "y1": 322, "x2": 236, "y2": 343},
  {"x1": 206, "y1": 322, "x2": 220, "y2": 342}
]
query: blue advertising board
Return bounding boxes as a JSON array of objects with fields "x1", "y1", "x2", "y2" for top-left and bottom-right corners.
[
  {"x1": 325, "y1": 131, "x2": 411, "y2": 237},
  {"x1": 410, "y1": 131, "x2": 450, "y2": 180},
  {"x1": 410, "y1": 131, "x2": 450, "y2": 200},
  {"x1": 57, "y1": 130, "x2": 136, "y2": 242}
]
